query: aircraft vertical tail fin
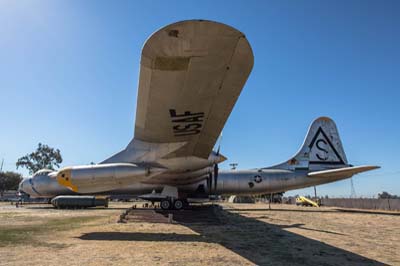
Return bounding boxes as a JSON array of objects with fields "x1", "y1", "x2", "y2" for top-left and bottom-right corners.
[{"x1": 277, "y1": 117, "x2": 349, "y2": 171}]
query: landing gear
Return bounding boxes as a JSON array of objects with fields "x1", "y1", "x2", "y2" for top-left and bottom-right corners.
[
  {"x1": 173, "y1": 199, "x2": 184, "y2": 210},
  {"x1": 160, "y1": 198, "x2": 187, "y2": 210},
  {"x1": 158, "y1": 186, "x2": 188, "y2": 210},
  {"x1": 160, "y1": 199, "x2": 171, "y2": 210}
]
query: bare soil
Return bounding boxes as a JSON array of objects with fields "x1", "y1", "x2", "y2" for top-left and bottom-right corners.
[{"x1": 0, "y1": 202, "x2": 398, "y2": 266}]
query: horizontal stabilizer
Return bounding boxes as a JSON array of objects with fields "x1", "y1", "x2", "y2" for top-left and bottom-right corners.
[{"x1": 307, "y1": 165, "x2": 380, "y2": 179}]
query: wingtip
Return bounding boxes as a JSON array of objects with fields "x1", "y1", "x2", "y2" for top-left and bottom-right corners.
[
  {"x1": 372, "y1": 165, "x2": 381, "y2": 171},
  {"x1": 360, "y1": 165, "x2": 381, "y2": 171}
]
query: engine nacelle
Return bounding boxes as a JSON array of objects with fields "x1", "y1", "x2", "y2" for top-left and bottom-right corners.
[{"x1": 57, "y1": 163, "x2": 165, "y2": 193}]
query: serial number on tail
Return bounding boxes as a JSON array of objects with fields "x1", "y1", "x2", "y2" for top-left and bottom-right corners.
[{"x1": 169, "y1": 109, "x2": 204, "y2": 136}]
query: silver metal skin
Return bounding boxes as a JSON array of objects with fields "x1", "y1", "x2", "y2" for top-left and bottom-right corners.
[
  {"x1": 19, "y1": 166, "x2": 378, "y2": 199},
  {"x1": 212, "y1": 169, "x2": 366, "y2": 195},
  {"x1": 57, "y1": 163, "x2": 166, "y2": 194},
  {"x1": 19, "y1": 170, "x2": 71, "y2": 198}
]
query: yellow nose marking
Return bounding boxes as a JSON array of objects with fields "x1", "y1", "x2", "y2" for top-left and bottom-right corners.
[{"x1": 57, "y1": 169, "x2": 78, "y2": 192}]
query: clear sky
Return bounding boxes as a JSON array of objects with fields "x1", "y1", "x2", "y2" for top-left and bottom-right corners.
[{"x1": 1, "y1": 0, "x2": 399, "y2": 197}]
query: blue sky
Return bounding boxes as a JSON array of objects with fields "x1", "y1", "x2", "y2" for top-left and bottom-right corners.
[{"x1": 0, "y1": 0, "x2": 399, "y2": 197}]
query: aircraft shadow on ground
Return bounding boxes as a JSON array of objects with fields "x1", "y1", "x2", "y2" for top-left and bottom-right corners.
[
  {"x1": 26, "y1": 206, "x2": 126, "y2": 210},
  {"x1": 276, "y1": 223, "x2": 347, "y2": 236},
  {"x1": 79, "y1": 206, "x2": 386, "y2": 266},
  {"x1": 79, "y1": 232, "x2": 204, "y2": 242},
  {"x1": 231, "y1": 208, "x2": 400, "y2": 216}
]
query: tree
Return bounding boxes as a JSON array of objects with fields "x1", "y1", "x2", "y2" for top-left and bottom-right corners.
[
  {"x1": 378, "y1": 191, "x2": 399, "y2": 199},
  {"x1": 0, "y1": 171, "x2": 22, "y2": 197},
  {"x1": 16, "y1": 143, "x2": 63, "y2": 174}
]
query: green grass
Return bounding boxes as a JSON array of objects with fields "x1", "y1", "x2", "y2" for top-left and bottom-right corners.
[{"x1": 0, "y1": 216, "x2": 102, "y2": 248}]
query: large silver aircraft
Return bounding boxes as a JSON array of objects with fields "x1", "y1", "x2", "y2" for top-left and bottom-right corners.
[{"x1": 19, "y1": 20, "x2": 378, "y2": 209}]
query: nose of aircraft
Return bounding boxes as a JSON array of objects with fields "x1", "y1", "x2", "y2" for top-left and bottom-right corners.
[{"x1": 18, "y1": 178, "x2": 31, "y2": 196}]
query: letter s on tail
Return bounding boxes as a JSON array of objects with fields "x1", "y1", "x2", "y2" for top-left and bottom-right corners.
[{"x1": 289, "y1": 117, "x2": 348, "y2": 171}]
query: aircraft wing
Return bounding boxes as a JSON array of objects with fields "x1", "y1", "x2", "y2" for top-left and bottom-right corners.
[
  {"x1": 134, "y1": 20, "x2": 254, "y2": 159},
  {"x1": 307, "y1": 165, "x2": 380, "y2": 179}
]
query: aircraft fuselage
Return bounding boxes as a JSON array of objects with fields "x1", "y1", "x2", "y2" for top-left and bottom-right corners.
[{"x1": 19, "y1": 168, "x2": 353, "y2": 199}]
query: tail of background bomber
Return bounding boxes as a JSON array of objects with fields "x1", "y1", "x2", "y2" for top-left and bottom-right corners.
[{"x1": 276, "y1": 117, "x2": 349, "y2": 171}]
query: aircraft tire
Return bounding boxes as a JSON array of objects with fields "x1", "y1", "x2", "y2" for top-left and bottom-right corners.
[
  {"x1": 173, "y1": 199, "x2": 184, "y2": 210},
  {"x1": 160, "y1": 199, "x2": 171, "y2": 210}
]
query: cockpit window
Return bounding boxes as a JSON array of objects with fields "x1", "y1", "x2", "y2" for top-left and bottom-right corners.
[{"x1": 33, "y1": 169, "x2": 52, "y2": 177}]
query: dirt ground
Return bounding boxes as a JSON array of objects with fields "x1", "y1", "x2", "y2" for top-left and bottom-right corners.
[{"x1": 0, "y1": 202, "x2": 399, "y2": 266}]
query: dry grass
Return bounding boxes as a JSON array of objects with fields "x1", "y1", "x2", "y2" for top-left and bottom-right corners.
[{"x1": 0, "y1": 202, "x2": 398, "y2": 266}]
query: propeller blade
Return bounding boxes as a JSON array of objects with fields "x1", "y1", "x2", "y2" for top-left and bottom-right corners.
[
  {"x1": 208, "y1": 172, "x2": 212, "y2": 193},
  {"x1": 214, "y1": 163, "x2": 219, "y2": 191}
]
